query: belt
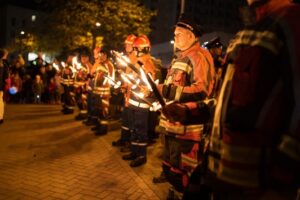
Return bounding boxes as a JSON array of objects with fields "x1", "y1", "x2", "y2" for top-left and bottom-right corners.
[{"x1": 129, "y1": 99, "x2": 150, "y2": 109}]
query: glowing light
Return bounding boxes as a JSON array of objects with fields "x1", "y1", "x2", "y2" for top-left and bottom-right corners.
[
  {"x1": 140, "y1": 68, "x2": 152, "y2": 91},
  {"x1": 96, "y1": 22, "x2": 101, "y2": 27},
  {"x1": 28, "y1": 52, "x2": 38, "y2": 61},
  {"x1": 9, "y1": 86, "x2": 18, "y2": 95},
  {"x1": 20, "y1": 31, "x2": 25, "y2": 35},
  {"x1": 52, "y1": 63, "x2": 59, "y2": 71},
  {"x1": 170, "y1": 40, "x2": 174, "y2": 44},
  {"x1": 72, "y1": 57, "x2": 82, "y2": 70}
]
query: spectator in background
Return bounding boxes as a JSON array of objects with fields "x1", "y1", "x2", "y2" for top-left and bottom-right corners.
[
  {"x1": 11, "y1": 54, "x2": 25, "y2": 78},
  {"x1": 0, "y1": 48, "x2": 9, "y2": 124},
  {"x1": 32, "y1": 74, "x2": 44, "y2": 104},
  {"x1": 9, "y1": 73, "x2": 22, "y2": 103},
  {"x1": 21, "y1": 74, "x2": 33, "y2": 103}
]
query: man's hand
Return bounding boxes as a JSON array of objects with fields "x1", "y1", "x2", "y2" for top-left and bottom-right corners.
[{"x1": 162, "y1": 103, "x2": 188, "y2": 123}]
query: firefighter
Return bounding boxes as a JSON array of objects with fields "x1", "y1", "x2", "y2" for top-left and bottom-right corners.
[
  {"x1": 74, "y1": 49, "x2": 92, "y2": 120},
  {"x1": 60, "y1": 52, "x2": 75, "y2": 114},
  {"x1": 90, "y1": 47, "x2": 115, "y2": 136},
  {"x1": 121, "y1": 35, "x2": 157, "y2": 167},
  {"x1": 165, "y1": 0, "x2": 300, "y2": 199},
  {"x1": 112, "y1": 34, "x2": 137, "y2": 150},
  {"x1": 204, "y1": 37, "x2": 224, "y2": 96},
  {"x1": 152, "y1": 14, "x2": 215, "y2": 197}
]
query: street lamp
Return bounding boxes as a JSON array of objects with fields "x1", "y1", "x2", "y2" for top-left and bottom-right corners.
[
  {"x1": 95, "y1": 22, "x2": 101, "y2": 27},
  {"x1": 92, "y1": 22, "x2": 101, "y2": 49}
]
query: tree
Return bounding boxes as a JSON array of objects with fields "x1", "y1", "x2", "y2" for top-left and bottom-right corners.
[{"x1": 35, "y1": 0, "x2": 156, "y2": 54}]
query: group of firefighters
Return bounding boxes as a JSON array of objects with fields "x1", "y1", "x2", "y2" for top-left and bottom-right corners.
[{"x1": 57, "y1": 0, "x2": 300, "y2": 199}]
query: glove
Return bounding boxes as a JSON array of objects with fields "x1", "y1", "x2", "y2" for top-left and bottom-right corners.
[{"x1": 162, "y1": 103, "x2": 188, "y2": 123}]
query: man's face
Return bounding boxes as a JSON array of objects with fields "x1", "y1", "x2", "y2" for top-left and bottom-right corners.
[
  {"x1": 80, "y1": 55, "x2": 89, "y2": 64},
  {"x1": 174, "y1": 26, "x2": 196, "y2": 51}
]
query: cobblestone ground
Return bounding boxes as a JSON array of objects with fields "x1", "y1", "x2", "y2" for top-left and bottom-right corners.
[{"x1": 0, "y1": 104, "x2": 170, "y2": 200}]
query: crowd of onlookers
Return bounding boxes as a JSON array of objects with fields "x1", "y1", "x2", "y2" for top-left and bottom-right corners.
[{"x1": 3, "y1": 53, "x2": 62, "y2": 105}]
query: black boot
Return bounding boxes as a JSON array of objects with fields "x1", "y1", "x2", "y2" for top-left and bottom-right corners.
[
  {"x1": 75, "y1": 113, "x2": 87, "y2": 120},
  {"x1": 153, "y1": 171, "x2": 168, "y2": 183},
  {"x1": 120, "y1": 142, "x2": 131, "y2": 152},
  {"x1": 85, "y1": 118, "x2": 98, "y2": 126},
  {"x1": 62, "y1": 108, "x2": 74, "y2": 114},
  {"x1": 122, "y1": 153, "x2": 136, "y2": 160},
  {"x1": 130, "y1": 156, "x2": 146, "y2": 167},
  {"x1": 94, "y1": 125, "x2": 108, "y2": 136},
  {"x1": 112, "y1": 139, "x2": 125, "y2": 147}
]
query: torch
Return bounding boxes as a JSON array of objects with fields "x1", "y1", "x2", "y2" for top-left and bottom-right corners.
[{"x1": 111, "y1": 51, "x2": 166, "y2": 107}]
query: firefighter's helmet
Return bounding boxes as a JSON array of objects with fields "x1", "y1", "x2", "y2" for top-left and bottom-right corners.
[{"x1": 124, "y1": 34, "x2": 137, "y2": 45}]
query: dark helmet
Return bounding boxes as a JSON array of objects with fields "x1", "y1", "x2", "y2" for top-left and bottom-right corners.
[
  {"x1": 79, "y1": 46, "x2": 92, "y2": 57},
  {"x1": 203, "y1": 37, "x2": 223, "y2": 49},
  {"x1": 175, "y1": 14, "x2": 204, "y2": 37}
]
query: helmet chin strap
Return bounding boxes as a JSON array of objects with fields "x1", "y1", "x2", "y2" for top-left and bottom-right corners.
[{"x1": 180, "y1": 38, "x2": 199, "y2": 52}]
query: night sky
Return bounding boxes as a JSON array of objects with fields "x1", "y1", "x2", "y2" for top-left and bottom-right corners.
[{"x1": 1, "y1": 0, "x2": 41, "y2": 9}]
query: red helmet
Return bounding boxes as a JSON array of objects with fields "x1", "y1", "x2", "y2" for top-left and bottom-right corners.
[
  {"x1": 124, "y1": 34, "x2": 137, "y2": 45},
  {"x1": 133, "y1": 35, "x2": 151, "y2": 49}
]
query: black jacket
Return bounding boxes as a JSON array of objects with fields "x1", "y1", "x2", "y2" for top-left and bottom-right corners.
[{"x1": 0, "y1": 59, "x2": 9, "y2": 91}]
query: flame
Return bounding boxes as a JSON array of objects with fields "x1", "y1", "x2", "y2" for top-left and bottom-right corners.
[
  {"x1": 140, "y1": 68, "x2": 152, "y2": 91},
  {"x1": 104, "y1": 75, "x2": 120, "y2": 89},
  {"x1": 120, "y1": 73, "x2": 132, "y2": 84},
  {"x1": 132, "y1": 91, "x2": 144, "y2": 99},
  {"x1": 116, "y1": 57, "x2": 128, "y2": 67},
  {"x1": 72, "y1": 57, "x2": 82, "y2": 70},
  {"x1": 52, "y1": 63, "x2": 59, "y2": 71}
]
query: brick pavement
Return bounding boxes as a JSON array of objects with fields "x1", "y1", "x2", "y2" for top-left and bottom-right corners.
[{"x1": 0, "y1": 104, "x2": 171, "y2": 200}]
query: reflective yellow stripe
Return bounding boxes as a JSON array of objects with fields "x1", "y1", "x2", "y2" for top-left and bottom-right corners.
[
  {"x1": 131, "y1": 142, "x2": 147, "y2": 146},
  {"x1": 92, "y1": 87, "x2": 110, "y2": 96},
  {"x1": 174, "y1": 86, "x2": 183, "y2": 101},
  {"x1": 93, "y1": 87, "x2": 110, "y2": 92},
  {"x1": 101, "y1": 99, "x2": 109, "y2": 106},
  {"x1": 100, "y1": 120, "x2": 109, "y2": 125},
  {"x1": 74, "y1": 82, "x2": 85, "y2": 87},
  {"x1": 61, "y1": 80, "x2": 74, "y2": 84},
  {"x1": 227, "y1": 30, "x2": 283, "y2": 55},
  {"x1": 278, "y1": 134, "x2": 300, "y2": 162},
  {"x1": 159, "y1": 117, "x2": 203, "y2": 135},
  {"x1": 208, "y1": 156, "x2": 260, "y2": 187},
  {"x1": 128, "y1": 99, "x2": 150, "y2": 109},
  {"x1": 222, "y1": 143, "x2": 262, "y2": 164},
  {"x1": 172, "y1": 62, "x2": 192, "y2": 73},
  {"x1": 181, "y1": 153, "x2": 198, "y2": 169}
]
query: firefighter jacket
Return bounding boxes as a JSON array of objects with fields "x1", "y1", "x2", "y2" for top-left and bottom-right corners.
[
  {"x1": 92, "y1": 60, "x2": 114, "y2": 98},
  {"x1": 159, "y1": 42, "x2": 215, "y2": 142},
  {"x1": 208, "y1": 1, "x2": 300, "y2": 189},
  {"x1": 128, "y1": 54, "x2": 156, "y2": 110},
  {"x1": 73, "y1": 67, "x2": 88, "y2": 89},
  {"x1": 122, "y1": 52, "x2": 137, "y2": 107},
  {"x1": 60, "y1": 65, "x2": 74, "y2": 86}
]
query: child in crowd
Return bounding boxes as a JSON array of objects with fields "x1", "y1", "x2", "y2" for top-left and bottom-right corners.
[{"x1": 32, "y1": 75, "x2": 44, "y2": 104}]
